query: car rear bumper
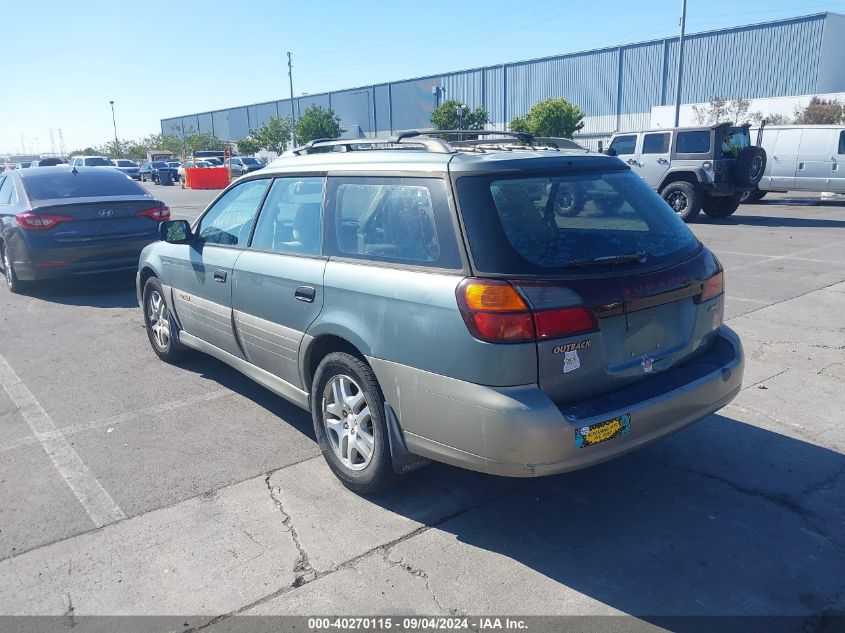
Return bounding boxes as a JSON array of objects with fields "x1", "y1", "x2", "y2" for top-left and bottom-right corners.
[
  {"x1": 12, "y1": 238, "x2": 154, "y2": 281},
  {"x1": 369, "y1": 326, "x2": 743, "y2": 477}
]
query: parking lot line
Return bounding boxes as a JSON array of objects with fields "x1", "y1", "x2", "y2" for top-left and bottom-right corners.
[
  {"x1": 0, "y1": 353, "x2": 125, "y2": 528},
  {"x1": 0, "y1": 388, "x2": 233, "y2": 454},
  {"x1": 716, "y1": 250, "x2": 845, "y2": 265},
  {"x1": 721, "y1": 238, "x2": 845, "y2": 272}
]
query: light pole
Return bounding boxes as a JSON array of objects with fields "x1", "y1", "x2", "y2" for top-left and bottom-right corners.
[
  {"x1": 456, "y1": 104, "x2": 468, "y2": 141},
  {"x1": 287, "y1": 52, "x2": 297, "y2": 147},
  {"x1": 109, "y1": 100, "x2": 120, "y2": 158},
  {"x1": 673, "y1": 0, "x2": 687, "y2": 127}
]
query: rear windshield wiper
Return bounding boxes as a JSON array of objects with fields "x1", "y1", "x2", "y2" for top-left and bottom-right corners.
[{"x1": 561, "y1": 251, "x2": 649, "y2": 267}]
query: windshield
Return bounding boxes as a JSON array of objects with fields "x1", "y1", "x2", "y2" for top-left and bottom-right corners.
[
  {"x1": 22, "y1": 171, "x2": 147, "y2": 200},
  {"x1": 152, "y1": 161, "x2": 168, "y2": 168},
  {"x1": 241, "y1": 157, "x2": 261, "y2": 165},
  {"x1": 204, "y1": 157, "x2": 223, "y2": 165},
  {"x1": 83, "y1": 157, "x2": 114, "y2": 166},
  {"x1": 456, "y1": 169, "x2": 699, "y2": 275},
  {"x1": 115, "y1": 160, "x2": 136, "y2": 167}
]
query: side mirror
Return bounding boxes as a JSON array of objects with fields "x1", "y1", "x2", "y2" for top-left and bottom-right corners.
[
  {"x1": 159, "y1": 219, "x2": 193, "y2": 244},
  {"x1": 605, "y1": 147, "x2": 618, "y2": 156}
]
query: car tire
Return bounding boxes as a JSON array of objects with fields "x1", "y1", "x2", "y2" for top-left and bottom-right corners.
[
  {"x1": 142, "y1": 276, "x2": 186, "y2": 363},
  {"x1": 740, "y1": 187, "x2": 767, "y2": 203},
  {"x1": 553, "y1": 183, "x2": 585, "y2": 217},
  {"x1": 734, "y1": 147, "x2": 767, "y2": 188},
  {"x1": 311, "y1": 352, "x2": 398, "y2": 495},
  {"x1": 702, "y1": 193, "x2": 741, "y2": 218},
  {"x1": 660, "y1": 180, "x2": 701, "y2": 222},
  {"x1": 1, "y1": 243, "x2": 27, "y2": 294}
]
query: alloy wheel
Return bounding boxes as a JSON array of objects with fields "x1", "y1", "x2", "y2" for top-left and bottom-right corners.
[
  {"x1": 147, "y1": 290, "x2": 170, "y2": 350},
  {"x1": 3, "y1": 249, "x2": 12, "y2": 286},
  {"x1": 322, "y1": 375, "x2": 375, "y2": 471},
  {"x1": 667, "y1": 191, "x2": 688, "y2": 213}
]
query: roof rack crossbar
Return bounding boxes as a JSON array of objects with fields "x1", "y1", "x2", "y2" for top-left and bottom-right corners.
[
  {"x1": 396, "y1": 130, "x2": 535, "y2": 143},
  {"x1": 290, "y1": 134, "x2": 454, "y2": 155}
]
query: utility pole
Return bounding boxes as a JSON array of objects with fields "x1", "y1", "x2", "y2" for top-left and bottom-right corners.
[
  {"x1": 59, "y1": 129, "x2": 66, "y2": 157},
  {"x1": 109, "y1": 100, "x2": 121, "y2": 158},
  {"x1": 673, "y1": 0, "x2": 687, "y2": 127},
  {"x1": 287, "y1": 52, "x2": 297, "y2": 147}
]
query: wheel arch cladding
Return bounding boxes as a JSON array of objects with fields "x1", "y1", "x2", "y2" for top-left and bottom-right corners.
[
  {"x1": 303, "y1": 333, "x2": 368, "y2": 393},
  {"x1": 660, "y1": 171, "x2": 701, "y2": 191}
]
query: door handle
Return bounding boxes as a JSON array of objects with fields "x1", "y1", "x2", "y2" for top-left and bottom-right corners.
[
  {"x1": 295, "y1": 286, "x2": 316, "y2": 303},
  {"x1": 798, "y1": 162, "x2": 805, "y2": 170},
  {"x1": 657, "y1": 158, "x2": 669, "y2": 164},
  {"x1": 213, "y1": 269, "x2": 227, "y2": 283},
  {"x1": 626, "y1": 158, "x2": 639, "y2": 166}
]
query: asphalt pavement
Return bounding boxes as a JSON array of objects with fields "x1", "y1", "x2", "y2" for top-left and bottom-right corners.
[{"x1": 1, "y1": 183, "x2": 844, "y2": 628}]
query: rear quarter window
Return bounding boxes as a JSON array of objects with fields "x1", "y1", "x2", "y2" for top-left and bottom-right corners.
[
  {"x1": 326, "y1": 176, "x2": 462, "y2": 269},
  {"x1": 676, "y1": 131, "x2": 711, "y2": 154}
]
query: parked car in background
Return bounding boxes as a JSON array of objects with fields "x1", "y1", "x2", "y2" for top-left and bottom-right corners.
[
  {"x1": 69, "y1": 156, "x2": 115, "y2": 168},
  {"x1": 177, "y1": 160, "x2": 213, "y2": 182},
  {"x1": 139, "y1": 161, "x2": 178, "y2": 184},
  {"x1": 112, "y1": 159, "x2": 141, "y2": 180},
  {"x1": 18, "y1": 161, "x2": 32, "y2": 169},
  {"x1": 743, "y1": 125, "x2": 845, "y2": 201},
  {"x1": 225, "y1": 156, "x2": 265, "y2": 178},
  {"x1": 137, "y1": 130, "x2": 742, "y2": 494},
  {"x1": 607, "y1": 124, "x2": 766, "y2": 221},
  {"x1": 0, "y1": 166, "x2": 169, "y2": 293},
  {"x1": 31, "y1": 158, "x2": 64, "y2": 167}
]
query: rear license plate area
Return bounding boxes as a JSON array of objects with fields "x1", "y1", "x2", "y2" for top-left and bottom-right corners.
[{"x1": 575, "y1": 414, "x2": 632, "y2": 449}]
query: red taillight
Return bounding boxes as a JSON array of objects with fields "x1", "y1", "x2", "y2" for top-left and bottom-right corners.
[
  {"x1": 456, "y1": 279, "x2": 597, "y2": 343},
  {"x1": 136, "y1": 205, "x2": 171, "y2": 221},
  {"x1": 533, "y1": 307, "x2": 598, "y2": 339},
  {"x1": 696, "y1": 271, "x2": 724, "y2": 303},
  {"x1": 15, "y1": 213, "x2": 73, "y2": 231}
]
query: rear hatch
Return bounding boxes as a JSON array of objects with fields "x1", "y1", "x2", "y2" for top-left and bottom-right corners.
[{"x1": 455, "y1": 165, "x2": 725, "y2": 404}]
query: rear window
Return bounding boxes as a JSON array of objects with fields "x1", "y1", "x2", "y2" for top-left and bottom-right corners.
[
  {"x1": 242, "y1": 157, "x2": 262, "y2": 165},
  {"x1": 83, "y1": 157, "x2": 114, "y2": 166},
  {"x1": 152, "y1": 162, "x2": 167, "y2": 168},
  {"x1": 22, "y1": 171, "x2": 146, "y2": 201},
  {"x1": 676, "y1": 131, "x2": 711, "y2": 154},
  {"x1": 456, "y1": 170, "x2": 699, "y2": 275},
  {"x1": 721, "y1": 127, "x2": 750, "y2": 157}
]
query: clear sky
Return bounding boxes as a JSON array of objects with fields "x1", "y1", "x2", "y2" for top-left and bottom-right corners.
[{"x1": 2, "y1": 0, "x2": 843, "y2": 154}]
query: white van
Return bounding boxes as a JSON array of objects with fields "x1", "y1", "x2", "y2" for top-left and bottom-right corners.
[{"x1": 749, "y1": 125, "x2": 845, "y2": 200}]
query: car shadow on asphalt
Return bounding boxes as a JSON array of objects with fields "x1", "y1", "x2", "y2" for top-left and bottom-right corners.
[
  {"x1": 366, "y1": 413, "x2": 845, "y2": 624},
  {"x1": 19, "y1": 272, "x2": 139, "y2": 308},
  {"x1": 173, "y1": 353, "x2": 316, "y2": 440},
  {"x1": 704, "y1": 214, "x2": 845, "y2": 229}
]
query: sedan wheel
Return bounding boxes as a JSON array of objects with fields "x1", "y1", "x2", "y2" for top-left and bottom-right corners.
[{"x1": 2, "y1": 245, "x2": 24, "y2": 294}]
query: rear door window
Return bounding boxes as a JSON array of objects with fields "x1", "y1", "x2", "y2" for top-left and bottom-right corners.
[
  {"x1": 326, "y1": 177, "x2": 461, "y2": 268},
  {"x1": 456, "y1": 170, "x2": 699, "y2": 275},
  {"x1": 676, "y1": 131, "x2": 711, "y2": 154},
  {"x1": 609, "y1": 135, "x2": 637, "y2": 155},
  {"x1": 0, "y1": 177, "x2": 12, "y2": 205},
  {"x1": 642, "y1": 133, "x2": 670, "y2": 154},
  {"x1": 250, "y1": 177, "x2": 325, "y2": 255},
  {"x1": 839, "y1": 131, "x2": 845, "y2": 155}
]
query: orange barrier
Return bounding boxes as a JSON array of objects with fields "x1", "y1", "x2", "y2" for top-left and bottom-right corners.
[{"x1": 186, "y1": 167, "x2": 229, "y2": 190}]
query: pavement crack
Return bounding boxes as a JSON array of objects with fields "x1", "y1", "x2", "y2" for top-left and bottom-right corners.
[
  {"x1": 264, "y1": 474, "x2": 316, "y2": 587},
  {"x1": 62, "y1": 592, "x2": 75, "y2": 628},
  {"x1": 380, "y1": 548, "x2": 454, "y2": 615}
]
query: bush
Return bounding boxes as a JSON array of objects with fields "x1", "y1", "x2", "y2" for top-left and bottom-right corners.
[
  {"x1": 430, "y1": 99, "x2": 489, "y2": 133},
  {"x1": 509, "y1": 98, "x2": 585, "y2": 138},
  {"x1": 794, "y1": 97, "x2": 844, "y2": 125},
  {"x1": 294, "y1": 106, "x2": 344, "y2": 147}
]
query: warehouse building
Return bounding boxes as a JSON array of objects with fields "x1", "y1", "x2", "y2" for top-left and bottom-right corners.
[{"x1": 161, "y1": 12, "x2": 845, "y2": 149}]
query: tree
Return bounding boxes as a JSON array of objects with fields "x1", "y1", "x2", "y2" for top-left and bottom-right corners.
[
  {"x1": 508, "y1": 98, "x2": 585, "y2": 138},
  {"x1": 294, "y1": 106, "x2": 344, "y2": 147},
  {"x1": 236, "y1": 136, "x2": 262, "y2": 155},
  {"x1": 692, "y1": 96, "x2": 763, "y2": 126},
  {"x1": 248, "y1": 116, "x2": 293, "y2": 154},
  {"x1": 764, "y1": 113, "x2": 792, "y2": 125},
  {"x1": 430, "y1": 99, "x2": 489, "y2": 134},
  {"x1": 794, "y1": 96, "x2": 844, "y2": 124}
]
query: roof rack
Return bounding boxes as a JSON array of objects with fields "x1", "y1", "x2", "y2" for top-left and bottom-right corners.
[
  {"x1": 397, "y1": 130, "x2": 535, "y2": 144},
  {"x1": 289, "y1": 133, "x2": 454, "y2": 155}
]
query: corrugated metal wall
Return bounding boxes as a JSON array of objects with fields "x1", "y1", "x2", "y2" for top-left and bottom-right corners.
[{"x1": 163, "y1": 13, "x2": 837, "y2": 141}]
